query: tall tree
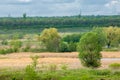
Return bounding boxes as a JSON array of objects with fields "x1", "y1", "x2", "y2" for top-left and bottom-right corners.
[
  {"x1": 23, "y1": 13, "x2": 27, "y2": 19},
  {"x1": 39, "y1": 28, "x2": 61, "y2": 52},
  {"x1": 77, "y1": 32, "x2": 102, "y2": 68},
  {"x1": 104, "y1": 26, "x2": 120, "y2": 48}
]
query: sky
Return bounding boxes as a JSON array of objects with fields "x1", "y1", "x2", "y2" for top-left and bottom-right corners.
[{"x1": 0, "y1": 0, "x2": 120, "y2": 17}]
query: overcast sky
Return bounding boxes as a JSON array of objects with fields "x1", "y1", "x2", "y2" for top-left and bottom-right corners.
[{"x1": 0, "y1": 0, "x2": 120, "y2": 17}]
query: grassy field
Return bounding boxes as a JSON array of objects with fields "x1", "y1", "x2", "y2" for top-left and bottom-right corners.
[
  {"x1": 0, "y1": 63, "x2": 120, "y2": 80},
  {"x1": 0, "y1": 52, "x2": 120, "y2": 80},
  {"x1": 0, "y1": 52, "x2": 120, "y2": 69},
  {"x1": 0, "y1": 27, "x2": 91, "y2": 35}
]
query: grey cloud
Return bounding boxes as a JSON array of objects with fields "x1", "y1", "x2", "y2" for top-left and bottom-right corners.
[
  {"x1": 0, "y1": 0, "x2": 119, "y2": 17},
  {"x1": 0, "y1": 0, "x2": 33, "y2": 5},
  {"x1": 81, "y1": 0, "x2": 110, "y2": 5},
  {"x1": 40, "y1": 0, "x2": 75, "y2": 4}
]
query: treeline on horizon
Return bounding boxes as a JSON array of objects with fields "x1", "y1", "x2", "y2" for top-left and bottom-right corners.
[{"x1": 0, "y1": 15, "x2": 120, "y2": 30}]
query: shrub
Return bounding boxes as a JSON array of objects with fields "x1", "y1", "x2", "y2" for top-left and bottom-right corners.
[
  {"x1": 109, "y1": 63, "x2": 120, "y2": 70},
  {"x1": 0, "y1": 49, "x2": 6, "y2": 54},
  {"x1": 9, "y1": 40, "x2": 22, "y2": 52},
  {"x1": 113, "y1": 71, "x2": 120, "y2": 75},
  {"x1": 90, "y1": 69, "x2": 111, "y2": 75},
  {"x1": 61, "y1": 33, "x2": 82, "y2": 52},
  {"x1": 62, "y1": 33, "x2": 82, "y2": 43},
  {"x1": 9, "y1": 40, "x2": 22, "y2": 49},
  {"x1": 48, "y1": 64, "x2": 57, "y2": 72},
  {"x1": 0, "y1": 48, "x2": 15, "y2": 54},
  {"x1": 40, "y1": 72, "x2": 60, "y2": 80},
  {"x1": 24, "y1": 65, "x2": 38, "y2": 80},
  {"x1": 22, "y1": 45, "x2": 31, "y2": 52},
  {"x1": 30, "y1": 55, "x2": 39, "y2": 68},
  {"x1": 68, "y1": 42, "x2": 77, "y2": 52},
  {"x1": 1, "y1": 40, "x2": 8, "y2": 45},
  {"x1": 58, "y1": 41, "x2": 69, "y2": 52},
  {"x1": 59, "y1": 41, "x2": 77, "y2": 52},
  {"x1": 29, "y1": 48, "x2": 46, "y2": 53},
  {"x1": 77, "y1": 32, "x2": 102, "y2": 68},
  {"x1": 61, "y1": 64, "x2": 68, "y2": 70},
  {"x1": 5, "y1": 48, "x2": 14, "y2": 53}
]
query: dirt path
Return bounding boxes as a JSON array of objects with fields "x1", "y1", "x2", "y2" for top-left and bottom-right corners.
[{"x1": 0, "y1": 52, "x2": 120, "y2": 69}]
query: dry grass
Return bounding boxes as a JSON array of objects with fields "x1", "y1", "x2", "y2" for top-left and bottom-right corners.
[{"x1": 0, "y1": 52, "x2": 120, "y2": 69}]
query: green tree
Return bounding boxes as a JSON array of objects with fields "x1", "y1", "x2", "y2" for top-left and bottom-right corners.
[
  {"x1": 23, "y1": 13, "x2": 27, "y2": 19},
  {"x1": 39, "y1": 28, "x2": 61, "y2": 52},
  {"x1": 59, "y1": 41, "x2": 69, "y2": 52},
  {"x1": 62, "y1": 34, "x2": 82, "y2": 43},
  {"x1": 9, "y1": 40, "x2": 22, "y2": 52},
  {"x1": 92, "y1": 27, "x2": 107, "y2": 47},
  {"x1": 104, "y1": 26, "x2": 120, "y2": 48},
  {"x1": 77, "y1": 32, "x2": 102, "y2": 68}
]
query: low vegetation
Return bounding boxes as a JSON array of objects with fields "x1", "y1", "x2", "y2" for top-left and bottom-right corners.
[
  {"x1": 109, "y1": 63, "x2": 120, "y2": 70},
  {"x1": 0, "y1": 68, "x2": 120, "y2": 80}
]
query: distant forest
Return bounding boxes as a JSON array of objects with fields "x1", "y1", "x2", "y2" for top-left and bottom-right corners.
[{"x1": 0, "y1": 15, "x2": 120, "y2": 30}]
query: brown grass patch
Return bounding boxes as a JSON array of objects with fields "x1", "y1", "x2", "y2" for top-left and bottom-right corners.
[{"x1": 0, "y1": 51, "x2": 120, "y2": 69}]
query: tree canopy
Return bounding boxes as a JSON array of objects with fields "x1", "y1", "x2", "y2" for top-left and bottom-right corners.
[{"x1": 77, "y1": 32, "x2": 102, "y2": 68}]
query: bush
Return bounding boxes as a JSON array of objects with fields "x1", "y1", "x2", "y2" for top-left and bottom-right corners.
[
  {"x1": 0, "y1": 48, "x2": 14, "y2": 54},
  {"x1": 59, "y1": 42, "x2": 69, "y2": 52},
  {"x1": 22, "y1": 45, "x2": 31, "y2": 52},
  {"x1": 30, "y1": 55, "x2": 39, "y2": 68},
  {"x1": 40, "y1": 72, "x2": 60, "y2": 80},
  {"x1": 1, "y1": 40, "x2": 8, "y2": 45},
  {"x1": 109, "y1": 63, "x2": 120, "y2": 70},
  {"x1": 90, "y1": 69, "x2": 111, "y2": 75},
  {"x1": 9, "y1": 40, "x2": 22, "y2": 48},
  {"x1": 61, "y1": 33, "x2": 82, "y2": 52},
  {"x1": 77, "y1": 32, "x2": 102, "y2": 68},
  {"x1": 29, "y1": 48, "x2": 46, "y2": 53},
  {"x1": 0, "y1": 49, "x2": 6, "y2": 54},
  {"x1": 62, "y1": 33, "x2": 82, "y2": 43},
  {"x1": 9, "y1": 40, "x2": 22, "y2": 52},
  {"x1": 24, "y1": 65, "x2": 38, "y2": 80},
  {"x1": 48, "y1": 64, "x2": 57, "y2": 72},
  {"x1": 5, "y1": 48, "x2": 14, "y2": 53},
  {"x1": 59, "y1": 41, "x2": 77, "y2": 52},
  {"x1": 68, "y1": 42, "x2": 77, "y2": 52},
  {"x1": 61, "y1": 64, "x2": 68, "y2": 70}
]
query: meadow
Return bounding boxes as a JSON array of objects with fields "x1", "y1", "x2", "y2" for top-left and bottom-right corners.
[{"x1": 0, "y1": 16, "x2": 120, "y2": 80}]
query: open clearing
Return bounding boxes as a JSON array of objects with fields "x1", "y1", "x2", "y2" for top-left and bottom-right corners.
[{"x1": 0, "y1": 52, "x2": 120, "y2": 69}]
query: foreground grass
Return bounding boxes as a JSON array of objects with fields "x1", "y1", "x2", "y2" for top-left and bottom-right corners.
[{"x1": 0, "y1": 68, "x2": 120, "y2": 80}]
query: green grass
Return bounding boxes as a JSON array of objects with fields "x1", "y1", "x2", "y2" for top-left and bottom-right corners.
[
  {"x1": 0, "y1": 68, "x2": 120, "y2": 80},
  {"x1": 109, "y1": 63, "x2": 120, "y2": 70},
  {"x1": 0, "y1": 27, "x2": 92, "y2": 35}
]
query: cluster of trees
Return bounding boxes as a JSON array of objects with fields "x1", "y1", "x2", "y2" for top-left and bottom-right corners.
[
  {"x1": 38, "y1": 28, "x2": 82, "y2": 52},
  {"x1": 0, "y1": 15, "x2": 120, "y2": 30},
  {"x1": 39, "y1": 26, "x2": 120, "y2": 52},
  {"x1": 1, "y1": 26, "x2": 120, "y2": 54},
  {"x1": 1, "y1": 26, "x2": 120, "y2": 68},
  {"x1": 38, "y1": 27, "x2": 120, "y2": 68}
]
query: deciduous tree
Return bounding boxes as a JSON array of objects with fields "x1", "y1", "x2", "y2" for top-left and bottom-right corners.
[
  {"x1": 77, "y1": 32, "x2": 102, "y2": 68},
  {"x1": 39, "y1": 28, "x2": 61, "y2": 52}
]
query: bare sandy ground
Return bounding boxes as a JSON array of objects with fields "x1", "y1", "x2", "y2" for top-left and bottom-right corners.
[{"x1": 0, "y1": 52, "x2": 120, "y2": 69}]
